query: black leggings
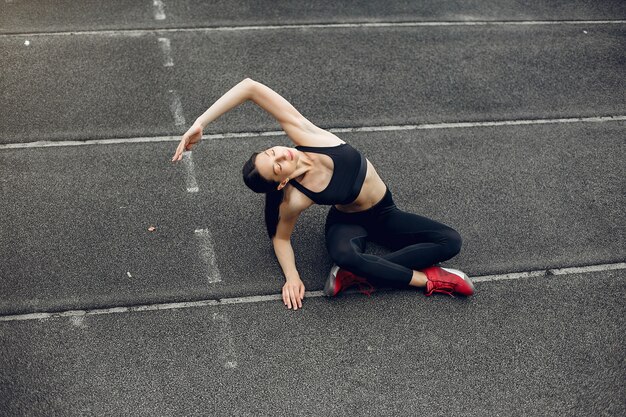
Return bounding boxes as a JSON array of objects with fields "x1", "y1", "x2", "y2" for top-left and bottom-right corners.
[{"x1": 325, "y1": 188, "x2": 462, "y2": 287}]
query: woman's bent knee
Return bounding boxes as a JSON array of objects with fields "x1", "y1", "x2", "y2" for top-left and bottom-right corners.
[
  {"x1": 444, "y1": 228, "x2": 462, "y2": 258},
  {"x1": 330, "y1": 248, "x2": 362, "y2": 270}
]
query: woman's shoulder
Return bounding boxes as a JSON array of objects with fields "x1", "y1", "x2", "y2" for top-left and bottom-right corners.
[
  {"x1": 281, "y1": 185, "x2": 314, "y2": 216},
  {"x1": 290, "y1": 121, "x2": 346, "y2": 147}
]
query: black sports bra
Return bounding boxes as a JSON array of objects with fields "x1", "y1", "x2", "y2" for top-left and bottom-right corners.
[{"x1": 289, "y1": 143, "x2": 367, "y2": 205}]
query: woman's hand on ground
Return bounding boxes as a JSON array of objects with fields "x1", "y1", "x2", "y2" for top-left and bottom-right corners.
[
  {"x1": 172, "y1": 122, "x2": 203, "y2": 162},
  {"x1": 282, "y1": 279, "x2": 305, "y2": 310}
]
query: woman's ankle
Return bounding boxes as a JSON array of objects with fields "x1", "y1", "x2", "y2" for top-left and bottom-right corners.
[{"x1": 409, "y1": 270, "x2": 428, "y2": 287}]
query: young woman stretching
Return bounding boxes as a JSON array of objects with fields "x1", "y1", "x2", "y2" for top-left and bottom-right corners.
[{"x1": 172, "y1": 79, "x2": 474, "y2": 310}]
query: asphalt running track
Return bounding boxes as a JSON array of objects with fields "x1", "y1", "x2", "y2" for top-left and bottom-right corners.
[{"x1": 1, "y1": 1, "x2": 625, "y2": 416}]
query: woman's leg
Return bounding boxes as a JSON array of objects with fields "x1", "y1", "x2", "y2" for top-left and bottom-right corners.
[
  {"x1": 366, "y1": 206, "x2": 476, "y2": 296},
  {"x1": 325, "y1": 196, "x2": 472, "y2": 296},
  {"x1": 325, "y1": 211, "x2": 472, "y2": 296},
  {"x1": 362, "y1": 206, "x2": 461, "y2": 288},
  {"x1": 325, "y1": 222, "x2": 414, "y2": 287},
  {"x1": 373, "y1": 207, "x2": 463, "y2": 271}
]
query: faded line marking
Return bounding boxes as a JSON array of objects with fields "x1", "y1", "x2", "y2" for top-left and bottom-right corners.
[
  {"x1": 182, "y1": 151, "x2": 198, "y2": 192},
  {"x1": 330, "y1": 116, "x2": 626, "y2": 134},
  {"x1": 168, "y1": 89, "x2": 185, "y2": 127},
  {"x1": 69, "y1": 315, "x2": 87, "y2": 328},
  {"x1": 472, "y1": 262, "x2": 626, "y2": 282},
  {"x1": 1, "y1": 262, "x2": 624, "y2": 322},
  {"x1": 2, "y1": 115, "x2": 624, "y2": 150},
  {"x1": 472, "y1": 270, "x2": 546, "y2": 282},
  {"x1": 213, "y1": 312, "x2": 238, "y2": 369},
  {"x1": 194, "y1": 228, "x2": 222, "y2": 284},
  {"x1": 157, "y1": 37, "x2": 174, "y2": 67},
  {"x1": 219, "y1": 294, "x2": 285, "y2": 305},
  {"x1": 3, "y1": 20, "x2": 625, "y2": 37},
  {"x1": 153, "y1": 0, "x2": 166, "y2": 21},
  {"x1": 0, "y1": 302, "x2": 222, "y2": 322},
  {"x1": 0, "y1": 135, "x2": 180, "y2": 150},
  {"x1": 549, "y1": 263, "x2": 626, "y2": 276}
]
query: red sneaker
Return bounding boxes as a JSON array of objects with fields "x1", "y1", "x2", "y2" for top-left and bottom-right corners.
[
  {"x1": 422, "y1": 266, "x2": 474, "y2": 297},
  {"x1": 324, "y1": 264, "x2": 375, "y2": 297}
]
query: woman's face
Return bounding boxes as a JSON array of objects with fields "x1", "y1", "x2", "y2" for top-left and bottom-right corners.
[{"x1": 255, "y1": 146, "x2": 299, "y2": 182}]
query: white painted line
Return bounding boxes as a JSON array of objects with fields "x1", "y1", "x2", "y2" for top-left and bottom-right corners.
[
  {"x1": 548, "y1": 262, "x2": 626, "y2": 276},
  {"x1": 194, "y1": 228, "x2": 222, "y2": 284},
  {"x1": 3, "y1": 20, "x2": 625, "y2": 37},
  {"x1": 219, "y1": 294, "x2": 285, "y2": 305},
  {"x1": 0, "y1": 262, "x2": 624, "y2": 322},
  {"x1": 212, "y1": 312, "x2": 238, "y2": 369},
  {"x1": 1, "y1": 115, "x2": 624, "y2": 150},
  {"x1": 152, "y1": 0, "x2": 166, "y2": 21},
  {"x1": 331, "y1": 115, "x2": 626, "y2": 134},
  {"x1": 0, "y1": 135, "x2": 180, "y2": 150},
  {"x1": 157, "y1": 37, "x2": 174, "y2": 67},
  {"x1": 472, "y1": 270, "x2": 546, "y2": 282},
  {"x1": 0, "y1": 300, "x2": 221, "y2": 322},
  {"x1": 168, "y1": 89, "x2": 186, "y2": 126},
  {"x1": 182, "y1": 151, "x2": 199, "y2": 193},
  {"x1": 473, "y1": 262, "x2": 626, "y2": 282}
]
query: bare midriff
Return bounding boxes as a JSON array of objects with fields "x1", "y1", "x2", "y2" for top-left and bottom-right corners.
[{"x1": 334, "y1": 159, "x2": 388, "y2": 213}]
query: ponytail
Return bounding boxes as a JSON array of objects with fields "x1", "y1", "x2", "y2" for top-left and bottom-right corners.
[
  {"x1": 264, "y1": 189, "x2": 284, "y2": 239},
  {"x1": 242, "y1": 153, "x2": 283, "y2": 239}
]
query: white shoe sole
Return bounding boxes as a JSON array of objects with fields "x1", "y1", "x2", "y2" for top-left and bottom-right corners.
[
  {"x1": 324, "y1": 264, "x2": 340, "y2": 297},
  {"x1": 441, "y1": 267, "x2": 475, "y2": 292}
]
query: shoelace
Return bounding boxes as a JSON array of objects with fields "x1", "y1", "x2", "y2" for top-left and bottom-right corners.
[
  {"x1": 426, "y1": 280, "x2": 456, "y2": 298},
  {"x1": 341, "y1": 273, "x2": 375, "y2": 296}
]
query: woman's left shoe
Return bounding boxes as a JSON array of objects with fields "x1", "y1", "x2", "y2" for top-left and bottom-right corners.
[
  {"x1": 421, "y1": 266, "x2": 475, "y2": 297},
  {"x1": 324, "y1": 264, "x2": 375, "y2": 297}
]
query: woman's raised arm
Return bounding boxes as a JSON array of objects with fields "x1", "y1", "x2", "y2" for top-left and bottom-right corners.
[
  {"x1": 173, "y1": 79, "x2": 341, "y2": 161},
  {"x1": 172, "y1": 78, "x2": 254, "y2": 161},
  {"x1": 247, "y1": 79, "x2": 342, "y2": 147}
]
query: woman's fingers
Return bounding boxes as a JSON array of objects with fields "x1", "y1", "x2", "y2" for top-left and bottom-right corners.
[
  {"x1": 294, "y1": 287, "x2": 302, "y2": 309},
  {"x1": 172, "y1": 140, "x2": 186, "y2": 162},
  {"x1": 282, "y1": 283, "x2": 304, "y2": 310},
  {"x1": 290, "y1": 288, "x2": 298, "y2": 310},
  {"x1": 173, "y1": 123, "x2": 203, "y2": 162},
  {"x1": 283, "y1": 287, "x2": 291, "y2": 309},
  {"x1": 281, "y1": 279, "x2": 305, "y2": 310}
]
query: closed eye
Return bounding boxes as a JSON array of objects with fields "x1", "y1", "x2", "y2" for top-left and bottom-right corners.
[{"x1": 271, "y1": 149, "x2": 281, "y2": 174}]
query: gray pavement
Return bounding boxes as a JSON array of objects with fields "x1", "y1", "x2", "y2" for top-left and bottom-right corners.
[
  {"x1": 1, "y1": 1, "x2": 625, "y2": 416},
  {"x1": 1, "y1": 24, "x2": 625, "y2": 143},
  {"x1": 1, "y1": 123, "x2": 624, "y2": 314},
  {"x1": 1, "y1": 270, "x2": 624, "y2": 416},
  {"x1": 2, "y1": 1, "x2": 625, "y2": 33}
]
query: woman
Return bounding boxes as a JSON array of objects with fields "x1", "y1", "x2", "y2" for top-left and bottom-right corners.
[{"x1": 172, "y1": 78, "x2": 474, "y2": 311}]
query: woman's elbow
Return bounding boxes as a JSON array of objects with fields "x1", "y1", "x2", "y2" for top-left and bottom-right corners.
[
  {"x1": 241, "y1": 78, "x2": 257, "y2": 89},
  {"x1": 240, "y1": 78, "x2": 258, "y2": 98}
]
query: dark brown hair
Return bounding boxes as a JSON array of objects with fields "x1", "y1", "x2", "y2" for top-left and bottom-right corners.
[{"x1": 242, "y1": 153, "x2": 283, "y2": 239}]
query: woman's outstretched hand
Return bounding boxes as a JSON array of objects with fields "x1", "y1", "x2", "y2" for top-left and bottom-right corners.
[
  {"x1": 282, "y1": 278, "x2": 305, "y2": 310},
  {"x1": 172, "y1": 122, "x2": 203, "y2": 162}
]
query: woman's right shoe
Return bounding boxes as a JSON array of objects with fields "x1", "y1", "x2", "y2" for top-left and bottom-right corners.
[
  {"x1": 324, "y1": 264, "x2": 375, "y2": 297},
  {"x1": 421, "y1": 266, "x2": 475, "y2": 297}
]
